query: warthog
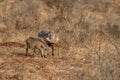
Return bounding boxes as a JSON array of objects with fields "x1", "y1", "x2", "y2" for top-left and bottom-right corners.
[
  {"x1": 47, "y1": 31, "x2": 60, "y2": 56},
  {"x1": 26, "y1": 37, "x2": 48, "y2": 57},
  {"x1": 38, "y1": 30, "x2": 60, "y2": 56},
  {"x1": 38, "y1": 30, "x2": 50, "y2": 38}
]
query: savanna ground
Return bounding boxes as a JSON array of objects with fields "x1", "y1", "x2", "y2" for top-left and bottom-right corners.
[{"x1": 0, "y1": 0, "x2": 120, "y2": 80}]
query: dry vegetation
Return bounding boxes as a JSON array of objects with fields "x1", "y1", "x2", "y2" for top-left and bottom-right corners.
[{"x1": 0, "y1": 0, "x2": 120, "y2": 80}]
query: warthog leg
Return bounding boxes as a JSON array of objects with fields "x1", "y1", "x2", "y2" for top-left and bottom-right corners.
[{"x1": 26, "y1": 48, "x2": 29, "y2": 56}]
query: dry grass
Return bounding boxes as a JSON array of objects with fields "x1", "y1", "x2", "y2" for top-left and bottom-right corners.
[
  {"x1": 0, "y1": 0, "x2": 120, "y2": 80},
  {"x1": 0, "y1": 43, "x2": 83, "y2": 80}
]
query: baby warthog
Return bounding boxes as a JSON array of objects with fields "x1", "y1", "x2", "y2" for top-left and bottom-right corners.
[
  {"x1": 26, "y1": 37, "x2": 48, "y2": 57},
  {"x1": 46, "y1": 31, "x2": 60, "y2": 56},
  {"x1": 38, "y1": 30, "x2": 60, "y2": 56}
]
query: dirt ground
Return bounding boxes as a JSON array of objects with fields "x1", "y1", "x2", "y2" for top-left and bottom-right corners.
[
  {"x1": 0, "y1": 42, "x2": 85, "y2": 80},
  {"x1": 0, "y1": 42, "x2": 119, "y2": 80},
  {"x1": 0, "y1": 0, "x2": 120, "y2": 80}
]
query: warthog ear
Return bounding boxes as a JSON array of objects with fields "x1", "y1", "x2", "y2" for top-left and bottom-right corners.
[
  {"x1": 46, "y1": 37, "x2": 51, "y2": 42},
  {"x1": 56, "y1": 37, "x2": 59, "y2": 42},
  {"x1": 46, "y1": 37, "x2": 59, "y2": 43}
]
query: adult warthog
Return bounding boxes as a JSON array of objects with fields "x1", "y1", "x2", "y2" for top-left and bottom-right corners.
[
  {"x1": 38, "y1": 30, "x2": 60, "y2": 56},
  {"x1": 26, "y1": 37, "x2": 48, "y2": 57}
]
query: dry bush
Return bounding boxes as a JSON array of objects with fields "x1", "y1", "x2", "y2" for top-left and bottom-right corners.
[
  {"x1": 0, "y1": 0, "x2": 4, "y2": 2},
  {"x1": 0, "y1": 0, "x2": 120, "y2": 80},
  {"x1": 64, "y1": 24, "x2": 120, "y2": 80}
]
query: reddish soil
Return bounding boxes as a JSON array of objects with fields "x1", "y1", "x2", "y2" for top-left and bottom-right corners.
[{"x1": 0, "y1": 42, "x2": 25, "y2": 48}]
